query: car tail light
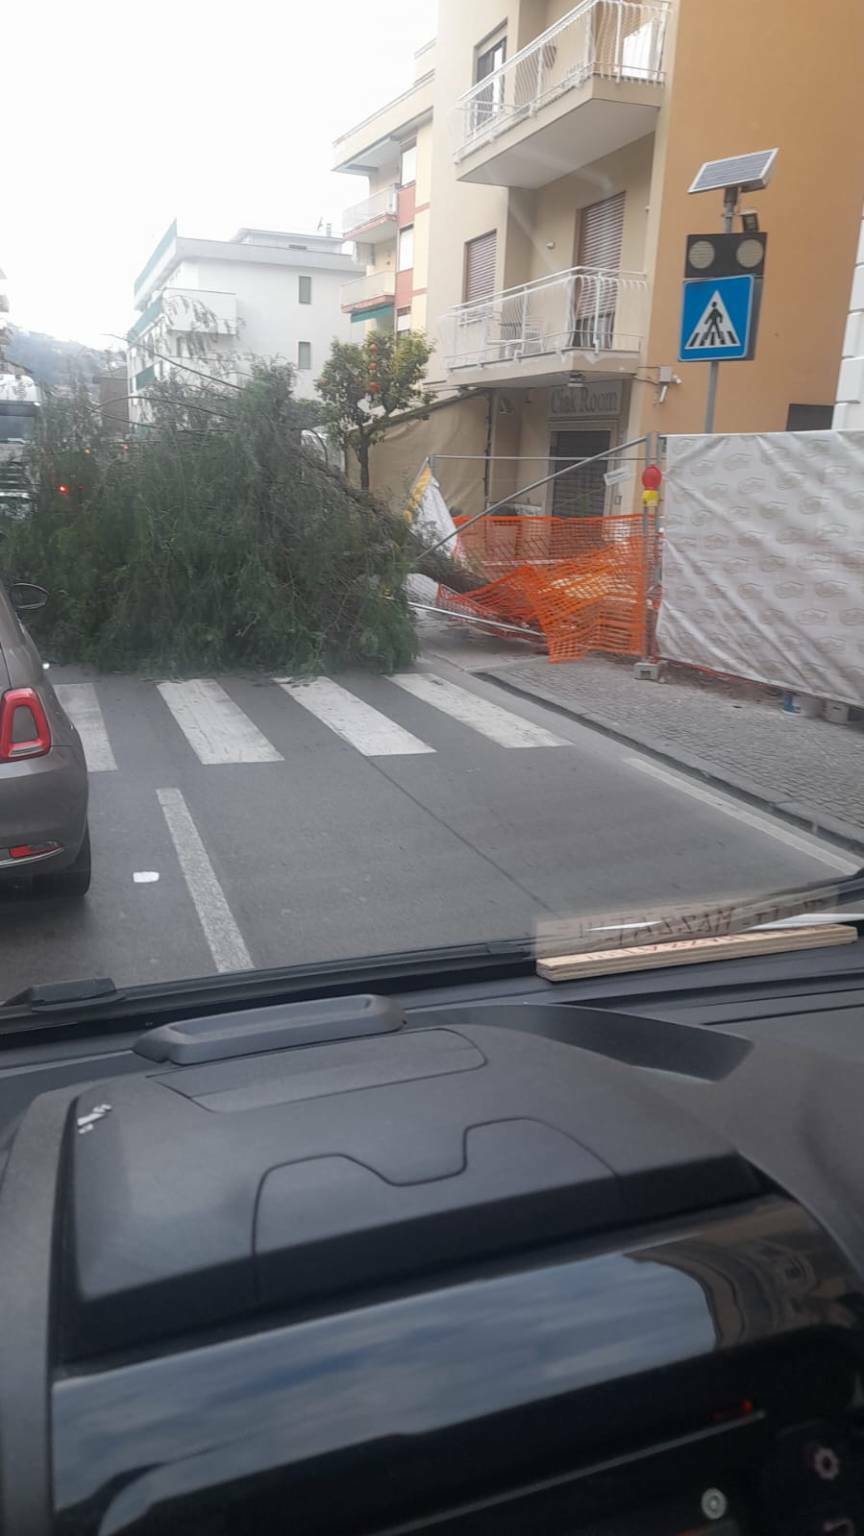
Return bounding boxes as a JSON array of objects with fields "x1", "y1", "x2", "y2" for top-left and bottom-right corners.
[{"x1": 0, "y1": 688, "x2": 52, "y2": 761}]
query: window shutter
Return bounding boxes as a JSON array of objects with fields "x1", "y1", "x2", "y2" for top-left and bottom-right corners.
[
  {"x1": 573, "y1": 194, "x2": 625, "y2": 338},
  {"x1": 464, "y1": 231, "x2": 497, "y2": 302},
  {"x1": 578, "y1": 193, "x2": 625, "y2": 271}
]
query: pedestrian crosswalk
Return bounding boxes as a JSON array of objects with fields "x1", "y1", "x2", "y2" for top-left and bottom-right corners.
[
  {"x1": 390, "y1": 673, "x2": 565, "y2": 749},
  {"x1": 158, "y1": 679, "x2": 283, "y2": 764},
  {"x1": 55, "y1": 682, "x2": 118, "y2": 772},
  {"x1": 56, "y1": 669, "x2": 570, "y2": 773},
  {"x1": 277, "y1": 677, "x2": 434, "y2": 757}
]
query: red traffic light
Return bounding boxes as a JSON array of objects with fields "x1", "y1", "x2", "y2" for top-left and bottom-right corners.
[
  {"x1": 57, "y1": 483, "x2": 70, "y2": 495},
  {"x1": 641, "y1": 464, "x2": 662, "y2": 491}
]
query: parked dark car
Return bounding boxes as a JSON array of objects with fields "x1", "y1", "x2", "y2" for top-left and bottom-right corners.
[{"x1": 0, "y1": 580, "x2": 90, "y2": 897}]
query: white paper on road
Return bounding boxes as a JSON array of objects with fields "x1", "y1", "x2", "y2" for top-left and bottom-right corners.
[
  {"x1": 276, "y1": 677, "x2": 435, "y2": 756},
  {"x1": 55, "y1": 682, "x2": 117, "y2": 772},
  {"x1": 391, "y1": 672, "x2": 566, "y2": 748},
  {"x1": 657, "y1": 430, "x2": 864, "y2": 707},
  {"x1": 157, "y1": 787, "x2": 252, "y2": 972},
  {"x1": 158, "y1": 679, "x2": 282, "y2": 764}
]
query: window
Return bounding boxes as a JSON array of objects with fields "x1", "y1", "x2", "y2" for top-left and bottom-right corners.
[
  {"x1": 398, "y1": 226, "x2": 414, "y2": 272},
  {"x1": 463, "y1": 230, "x2": 497, "y2": 302},
  {"x1": 786, "y1": 404, "x2": 834, "y2": 431},
  {"x1": 297, "y1": 341, "x2": 312, "y2": 371},
  {"x1": 472, "y1": 32, "x2": 506, "y2": 133},
  {"x1": 475, "y1": 32, "x2": 506, "y2": 83},
  {"x1": 298, "y1": 275, "x2": 312, "y2": 304},
  {"x1": 400, "y1": 143, "x2": 417, "y2": 187},
  {"x1": 396, "y1": 308, "x2": 411, "y2": 333},
  {"x1": 572, "y1": 194, "x2": 625, "y2": 348}
]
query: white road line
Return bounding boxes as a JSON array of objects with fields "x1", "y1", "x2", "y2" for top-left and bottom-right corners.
[
  {"x1": 157, "y1": 679, "x2": 282, "y2": 765},
  {"x1": 391, "y1": 672, "x2": 566, "y2": 749},
  {"x1": 55, "y1": 683, "x2": 117, "y2": 772},
  {"x1": 625, "y1": 755, "x2": 859, "y2": 875},
  {"x1": 157, "y1": 788, "x2": 252, "y2": 973},
  {"x1": 276, "y1": 677, "x2": 434, "y2": 756}
]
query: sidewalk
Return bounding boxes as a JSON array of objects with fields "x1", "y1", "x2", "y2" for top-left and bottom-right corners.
[{"x1": 480, "y1": 654, "x2": 864, "y2": 850}]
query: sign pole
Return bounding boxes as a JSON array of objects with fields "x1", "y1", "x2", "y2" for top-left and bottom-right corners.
[{"x1": 703, "y1": 188, "x2": 738, "y2": 433}]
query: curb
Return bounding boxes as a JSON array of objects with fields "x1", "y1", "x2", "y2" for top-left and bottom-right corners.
[{"x1": 478, "y1": 668, "x2": 864, "y2": 859}]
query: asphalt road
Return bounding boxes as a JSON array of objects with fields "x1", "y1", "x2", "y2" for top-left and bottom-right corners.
[{"x1": 0, "y1": 639, "x2": 857, "y2": 1001}]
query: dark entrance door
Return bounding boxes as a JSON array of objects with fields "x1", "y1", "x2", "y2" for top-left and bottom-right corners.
[{"x1": 551, "y1": 429, "x2": 611, "y2": 516}]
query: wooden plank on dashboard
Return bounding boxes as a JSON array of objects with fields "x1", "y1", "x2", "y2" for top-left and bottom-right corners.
[{"x1": 536, "y1": 924, "x2": 858, "y2": 981}]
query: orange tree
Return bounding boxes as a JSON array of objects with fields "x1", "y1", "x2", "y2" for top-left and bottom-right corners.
[{"x1": 317, "y1": 330, "x2": 432, "y2": 492}]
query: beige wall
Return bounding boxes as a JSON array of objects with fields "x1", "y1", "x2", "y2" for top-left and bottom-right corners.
[
  {"x1": 638, "y1": 0, "x2": 864, "y2": 438},
  {"x1": 425, "y1": 1, "x2": 524, "y2": 380},
  {"x1": 519, "y1": 134, "x2": 654, "y2": 285},
  {"x1": 411, "y1": 117, "x2": 435, "y2": 332},
  {"x1": 366, "y1": 392, "x2": 492, "y2": 514},
  {"x1": 415, "y1": 119, "x2": 434, "y2": 205}
]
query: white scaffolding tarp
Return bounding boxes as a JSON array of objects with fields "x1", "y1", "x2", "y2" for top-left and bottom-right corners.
[{"x1": 657, "y1": 430, "x2": 864, "y2": 707}]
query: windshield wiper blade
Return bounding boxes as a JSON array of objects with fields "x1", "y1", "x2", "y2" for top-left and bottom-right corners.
[{"x1": 0, "y1": 938, "x2": 537, "y2": 1036}]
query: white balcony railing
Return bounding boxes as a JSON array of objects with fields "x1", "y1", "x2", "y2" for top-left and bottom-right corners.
[
  {"x1": 342, "y1": 185, "x2": 398, "y2": 237},
  {"x1": 340, "y1": 269, "x2": 396, "y2": 311},
  {"x1": 439, "y1": 265, "x2": 648, "y2": 369},
  {"x1": 161, "y1": 287, "x2": 237, "y2": 334},
  {"x1": 452, "y1": 0, "x2": 668, "y2": 159}
]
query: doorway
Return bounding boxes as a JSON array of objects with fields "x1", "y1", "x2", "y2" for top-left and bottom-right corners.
[{"x1": 550, "y1": 428, "x2": 611, "y2": 516}]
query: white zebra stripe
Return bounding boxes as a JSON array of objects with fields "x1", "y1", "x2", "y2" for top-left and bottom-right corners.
[
  {"x1": 55, "y1": 683, "x2": 117, "y2": 772},
  {"x1": 158, "y1": 679, "x2": 282, "y2": 764},
  {"x1": 275, "y1": 677, "x2": 434, "y2": 756},
  {"x1": 390, "y1": 673, "x2": 566, "y2": 748}
]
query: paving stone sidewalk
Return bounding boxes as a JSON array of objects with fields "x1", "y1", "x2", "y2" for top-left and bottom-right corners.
[{"x1": 481, "y1": 654, "x2": 864, "y2": 849}]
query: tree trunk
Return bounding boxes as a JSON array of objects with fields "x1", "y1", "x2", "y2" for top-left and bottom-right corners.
[{"x1": 357, "y1": 437, "x2": 370, "y2": 492}]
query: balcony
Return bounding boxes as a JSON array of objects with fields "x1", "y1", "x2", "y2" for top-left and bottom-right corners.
[
  {"x1": 128, "y1": 288, "x2": 237, "y2": 343},
  {"x1": 439, "y1": 265, "x2": 648, "y2": 385},
  {"x1": 333, "y1": 71, "x2": 434, "y2": 175},
  {"x1": 342, "y1": 186, "x2": 399, "y2": 243},
  {"x1": 161, "y1": 288, "x2": 237, "y2": 334},
  {"x1": 452, "y1": 0, "x2": 668, "y2": 189},
  {"x1": 340, "y1": 269, "x2": 396, "y2": 320}
]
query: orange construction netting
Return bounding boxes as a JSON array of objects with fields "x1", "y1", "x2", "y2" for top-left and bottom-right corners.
[{"x1": 437, "y1": 514, "x2": 649, "y2": 663}]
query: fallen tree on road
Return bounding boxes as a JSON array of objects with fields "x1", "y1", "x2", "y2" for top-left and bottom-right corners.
[{"x1": 0, "y1": 365, "x2": 477, "y2": 674}]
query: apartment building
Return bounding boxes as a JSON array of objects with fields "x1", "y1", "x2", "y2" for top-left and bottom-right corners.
[
  {"x1": 127, "y1": 224, "x2": 362, "y2": 422},
  {"x1": 333, "y1": 41, "x2": 435, "y2": 338},
  {"x1": 334, "y1": 0, "x2": 864, "y2": 514}
]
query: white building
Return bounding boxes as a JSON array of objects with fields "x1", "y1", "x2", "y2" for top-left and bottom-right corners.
[{"x1": 127, "y1": 223, "x2": 362, "y2": 421}]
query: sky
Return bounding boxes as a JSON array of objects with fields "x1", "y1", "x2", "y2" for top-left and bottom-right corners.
[{"x1": 3, "y1": 0, "x2": 437, "y2": 347}]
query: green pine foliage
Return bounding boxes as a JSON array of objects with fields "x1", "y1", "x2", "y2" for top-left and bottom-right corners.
[{"x1": 2, "y1": 365, "x2": 429, "y2": 674}]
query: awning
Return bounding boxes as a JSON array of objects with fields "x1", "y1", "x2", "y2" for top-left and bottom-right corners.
[{"x1": 351, "y1": 304, "x2": 393, "y2": 324}]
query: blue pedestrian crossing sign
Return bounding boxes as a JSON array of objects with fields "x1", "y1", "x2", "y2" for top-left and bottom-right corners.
[{"x1": 679, "y1": 274, "x2": 755, "y2": 362}]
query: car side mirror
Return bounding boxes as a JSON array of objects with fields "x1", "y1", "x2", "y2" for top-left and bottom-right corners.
[{"x1": 8, "y1": 582, "x2": 49, "y2": 613}]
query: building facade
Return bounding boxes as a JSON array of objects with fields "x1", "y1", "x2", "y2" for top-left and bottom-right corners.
[
  {"x1": 333, "y1": 41, "x2": 435, "y2": 338},
  {"x1": 334, "y1": 0, "x2": 864, "y2": 513},
  {"x1": 127, "y1": 225, "x2": 362, "y2": 421}
]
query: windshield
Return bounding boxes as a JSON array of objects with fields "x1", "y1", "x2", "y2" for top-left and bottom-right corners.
[{"x1": 1, "y1": 0, "x2": 862, "y2": 1002}]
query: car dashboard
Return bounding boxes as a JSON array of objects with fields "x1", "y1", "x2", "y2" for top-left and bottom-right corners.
[{"x1": 2, "y1": 936, "x2": 864, "y2": 1535}]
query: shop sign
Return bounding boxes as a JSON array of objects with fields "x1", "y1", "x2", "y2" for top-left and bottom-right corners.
[{"x1": 549, "y1": 381, "x2": 624, "y2": 420}]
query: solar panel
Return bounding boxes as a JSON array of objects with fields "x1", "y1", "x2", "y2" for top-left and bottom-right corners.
[{"x1": 688, "y1": 150, "x2": 778, "y2": 195}]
